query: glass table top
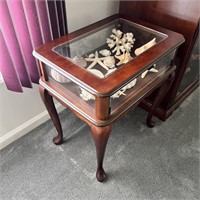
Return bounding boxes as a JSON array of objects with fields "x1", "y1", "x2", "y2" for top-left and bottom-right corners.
[{"x1": 52, "y1": 18, "x2": 167, "y2": 78}]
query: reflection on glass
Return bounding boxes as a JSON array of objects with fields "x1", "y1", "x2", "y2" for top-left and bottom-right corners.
[
  {"x1": 52, "y1": 18, "x2": 167, "y2": 78},
  {"x1": 178, "y1": 33, "x2": 199, "y2": 94}
]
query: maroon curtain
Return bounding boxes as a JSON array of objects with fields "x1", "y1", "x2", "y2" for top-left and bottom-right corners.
[{"x1": 0, "y1": 0, "x2": 67, "y2": 92}]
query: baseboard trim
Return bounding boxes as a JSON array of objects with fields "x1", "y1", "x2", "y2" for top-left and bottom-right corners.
[{"x1": 0, "y1": 103, "x2": 65, "y2": 150}]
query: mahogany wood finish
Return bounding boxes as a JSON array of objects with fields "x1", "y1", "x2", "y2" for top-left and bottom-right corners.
[
  {"x1": 119, "y1": 0, "x2": 200, "y2": 120},
  {"x1": 39, "y1": 86, "x2": 63, "y2": 145},
  {"x1": 34, "y1": 15, "x2": 184, "y2": 96},
  {"x1": 90, "y1": 124, "x2": 112, "y2": 182},
  {"x1": 34, "y1": 15, "x2": 184, "y2": 182}
]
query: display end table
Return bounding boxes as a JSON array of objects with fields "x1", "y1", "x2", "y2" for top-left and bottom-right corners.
[{"x1": 33, "y1": 14, "x2": 184, "y2": 182}]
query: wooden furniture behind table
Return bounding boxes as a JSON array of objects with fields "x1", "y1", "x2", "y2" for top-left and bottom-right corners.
[{"x1": 119, "y1": 0, "x2": 200, "y2": 120}]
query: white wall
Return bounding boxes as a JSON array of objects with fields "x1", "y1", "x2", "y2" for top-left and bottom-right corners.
[
  {"x1": 0, "y1": 0, "x2": 119, "y2": 150},
  {"x1": 0, "y1": 84, "x2": 44, "y2": 137},
  {"x1": 0, "y1": 83, "x2": 63, "y2": 150},
  {"x1": 66, "y1": 0, "x2": 119, "y2": 32}
]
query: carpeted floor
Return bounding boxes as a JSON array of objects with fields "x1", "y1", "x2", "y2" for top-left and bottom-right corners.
[{"x1": 0, "y1": 88, "x2": 199, "y2": 200}]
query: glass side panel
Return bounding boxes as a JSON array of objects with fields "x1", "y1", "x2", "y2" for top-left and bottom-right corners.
[
  {"x1": 43, "y1": 64, "x2": 96, "y2": 118},
  {"x1": 109, "y1": 51, "x2": 175, "y2": 114},
  {"x1": 177, "y1": 33, "x2": 199, "y2": 95},
  {"x1": 53, "y1": 18, "x2": 167, "y2": 78}
]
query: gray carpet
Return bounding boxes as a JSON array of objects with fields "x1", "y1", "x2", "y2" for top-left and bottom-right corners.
[{"x1": 1, "y1": 89, "x2": 199, "y2": 200}]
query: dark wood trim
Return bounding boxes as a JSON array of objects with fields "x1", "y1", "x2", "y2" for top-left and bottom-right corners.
[
  {"x1": 34, "y1": 15, "x2": 184, "y2": 96},
  {"x1": 140, "y1": 76, "x2": 199, "y2": 121},
  {"x1": 119, "y1": 1, "x2": 199, "y2": 120}
]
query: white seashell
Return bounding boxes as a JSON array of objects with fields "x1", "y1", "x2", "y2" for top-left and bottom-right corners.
[
  {"x1": 141, "y1": 70, "x2": 148, "y2": 79},
  {"x1": 99, "y1": 49, "x2": 111, "y2": 57},
  {"x1": 135, "y1": 38, "x2": 156, "y2": 56},
  {"x1": 141, "y1": 65, "x2": 158, "y2": 79},
  {"x1": 103, "y1": 56, "x2": 115, "y2": 68},
  {"x1": 80, "y1": 88, "x2": 95, "y2": 101},
  {"x1": 50, "y1": 69, "x2": 70, "y2": 83},
  {"x1": 149, "y1": 68, "x2": 158, "y2": 73},
  {"x1": 88, "y1": 53, "x2": 95, "y2": 58},
  {"x1": 123, "y1": 78, "x2": 137, "y2": 89},
  {"x1": 111, "y1": 90, "x2": 121, "y2": 99},
  {"x1": 115, "y1": 52, "x2": 132, "y2": 66},
  {"x1": 72, "y1": 56, "x2": 87, "y2": 68},
  {"x1": 88, "y1": 69, "x2": 104, "y2": 78},
  {"x1": 105, "y1": 68, "x2": 117, "y2": 76}
]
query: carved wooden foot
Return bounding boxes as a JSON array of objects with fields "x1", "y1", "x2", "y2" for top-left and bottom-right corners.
[
  {"x1": 90, "y1": 124, "x2": 112, "y2": 182},
  {"x1": 39, "y1": 86, "x2": 63, "y2": 145},
  {"x1": 147, "y1": 71, "x2": 175, "y2": 128}
]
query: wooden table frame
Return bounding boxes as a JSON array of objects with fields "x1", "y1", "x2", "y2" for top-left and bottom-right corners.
[{"x1": 33, "y1": 14, "x2": 184, "y2": 182}]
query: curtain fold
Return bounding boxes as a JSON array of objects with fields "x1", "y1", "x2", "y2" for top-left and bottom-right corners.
[{"x1": 0, "y1": 0, "x2": 68, "y2": 92}]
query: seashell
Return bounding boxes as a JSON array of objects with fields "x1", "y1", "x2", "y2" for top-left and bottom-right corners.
[
  {"x1": 99, "y1": 49, "x2": 111, "y2": 57},
  {"x1": 111, "y1": 91, "x2": 121, "y2": 99},
  {"x1": 105, "y1": 68, "x2": 117, "y2": 76},
  {"x1": 50, "y1": 69, "x2": 70, "y2": 83},
  {"x1": 141, "y1": 64, "x2": 158, "y2": 78},
  {"x1": 87, "y1": 69, "x2": 104, "y2": 78},
  {"x1": 115, "y1": 52, "x2": 132, "y2": 66},
  {"x1": 141, "y1": 70, "x2": 148, "y2": 79},
  {"x1": 80, "y1": 88, "x2": 95, "y2": 101},
  {"x1": 88, "y1": 53, "x2": 95, "y2": 58},
  {"x1": 72, "y1": 56, "x2": 87, "y2": 68},
  {"x1": 103, "y1": 56, "x2": 115, "y2": 68},
  {"x1": 122, "y1": 78, "x2": 137, "y2": 90},
  {"x1": 135, "y1": 38, "x2": 156, "y2": 56}
]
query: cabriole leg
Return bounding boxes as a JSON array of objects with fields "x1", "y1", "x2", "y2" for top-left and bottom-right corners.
[
  {"x1": 90, "y1": 124, "x2": 112, "y2": 182},
  {"x1": 39, "y1": 86, "x2": 63, "y2": 144}
]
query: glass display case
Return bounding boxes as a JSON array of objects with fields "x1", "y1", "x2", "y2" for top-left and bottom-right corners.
[
  {"x1": 34, "y1": 17, "x2": 182, "y2": 125},
  {"x1": 52, "y1": 18, "x2": 167, "y2": 77},
  {"x1": 33, "y1": 15, "x2": 184, "y2": 182}
]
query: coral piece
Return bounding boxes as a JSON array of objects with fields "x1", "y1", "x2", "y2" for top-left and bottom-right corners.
[
  {"x1": 141, "y1": 64, "x2": 158, "y2": 78},
  {"x1": 50, "y1": 69, "x2": 70, "y2": 83},
  {"x1": 106, "y1": 28, "x2": 135, "y2": 55},
  {"x1": 135, "y1": 38, "x2": 156, "y2": 56},
  {"x1": 85, "y1": 51, "x2": 109, "y2": 70},
  {"x1": 103, "y1": 56, "x2": 115, "y2": 68},
  {"x1": 121, "y1": 32, "x2": 135, "y2": 53},
  {"x1": 115, "y1": 52, "x2": 132, "y2": 66},
  {"x1": 72, "y1": 56, "x2": 87, "y2": 68},
  {"x1": 99, "y1": 49, "x2": 111, "y2": 57}
]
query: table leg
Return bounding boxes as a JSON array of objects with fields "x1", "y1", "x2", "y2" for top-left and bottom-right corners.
[
  {"x1": 146, "y1": 71, "x2": 175, "y2": 127},
  {"x1": 90, "y1": 124, "x2": 112, "y2": 182},
  {"x1": 39, "y1": 86, "x2": 63, "y2": 145}
]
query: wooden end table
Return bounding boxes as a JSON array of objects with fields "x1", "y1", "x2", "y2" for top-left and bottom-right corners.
[{"x1": 33, "y1": 15, "x2": 184, "y2": 182}]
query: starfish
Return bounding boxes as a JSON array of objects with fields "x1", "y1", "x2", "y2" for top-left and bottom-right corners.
[
  {"x1": 111, "y1": 89, "x2": 126, "y2": 99},
  {"x1": 115, "y1": 52, "x2": 132, "y2": 66},
  {"x1": 118, "y1": 89, "x2": 126, "y2": 96},
  {"x1": 85, "y1": 51, "x2": 109, "y2": 70},
  {"x1": 141, "y1": 64, "x2": 158, "y2": 78}
]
